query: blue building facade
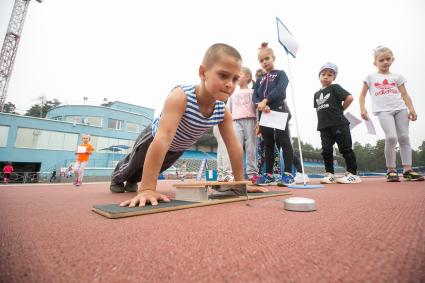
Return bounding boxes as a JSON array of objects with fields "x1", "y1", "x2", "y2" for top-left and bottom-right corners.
[{"x1": 0, "y1": 102, "x2": 154, "y2": 178}]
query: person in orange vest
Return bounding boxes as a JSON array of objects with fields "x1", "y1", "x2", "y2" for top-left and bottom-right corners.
[{"x1": 73, "y1": 134, "x2": 94, "y2": 186}]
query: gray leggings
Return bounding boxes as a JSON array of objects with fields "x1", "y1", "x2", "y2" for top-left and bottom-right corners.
[{"x1": 377, "y1": 109, "x2": 411, "y2": 168}]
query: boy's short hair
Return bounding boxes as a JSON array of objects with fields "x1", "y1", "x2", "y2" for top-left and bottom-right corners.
[
  {"x1": 319, "y1": 63, "x2": 338, "y2": 78},
  {"x1": 202, "y1": 43, "x2": 242, "y2": 69}
]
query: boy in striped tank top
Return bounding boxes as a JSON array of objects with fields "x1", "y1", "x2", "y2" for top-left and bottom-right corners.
[{"x1": 111, "y1": 43, "x2": 268, "y2": 207}]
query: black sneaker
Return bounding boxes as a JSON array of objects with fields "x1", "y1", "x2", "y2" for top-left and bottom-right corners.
[
  {"x1": 402, "y1": 170, "x2": 424, "y2": 181},
  {"x1": 110, "y1": 182, "x2": 125, "y2": 193},
  {"x1": 386, "y1": 170, "x2": 400, "y2": 182},
  {"x1": 124, "y1": 182, "x2": 138, "y2": 192}
]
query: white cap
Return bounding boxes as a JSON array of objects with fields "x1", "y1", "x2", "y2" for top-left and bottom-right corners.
[{"x1": 319, "y1": 62, "x2": 338, "y2": 78}]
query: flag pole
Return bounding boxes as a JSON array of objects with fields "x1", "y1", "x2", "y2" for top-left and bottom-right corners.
[
  {"x1": 276, "y1": 17, "x2": 323, "y2": 189},
  {"x1": 285, "y1": 56, "x2": 307, "y2": 185}
]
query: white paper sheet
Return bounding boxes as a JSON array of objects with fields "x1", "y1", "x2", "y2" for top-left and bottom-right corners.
[
  {"x1": 276, "y1": 17, "x2": 299, "y2": 58},
  {"x1": 259, "y1": 111, "x2": 288, "y2": 131},
  {"x1": 77, "y1": 146, "x2": 87, "y2": 153},
  {"x1": 365, "y1": 118, "x2": 376, "y2": 135},
  {"x1": 344, "y1": 112, "x2": 362, "y2": 130}
]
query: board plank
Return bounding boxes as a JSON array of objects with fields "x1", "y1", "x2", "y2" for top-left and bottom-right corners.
[
  {"x1": 173, "y1": 180, "x2": 251, "y2": 187},
  {"x1": 92, "y1": 191, "x2": 291, "y2": 219}
]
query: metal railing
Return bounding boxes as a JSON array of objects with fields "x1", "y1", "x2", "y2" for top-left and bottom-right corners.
[{"x1": 0, "y1": 172, "x2": 50, "y2": 183}]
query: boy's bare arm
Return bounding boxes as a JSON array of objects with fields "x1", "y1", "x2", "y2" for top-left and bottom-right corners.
[
  {"x1": 120, "y1": 88, "x2": 187, "y2": 207},
  {"x1": 342, "y1": 95, "x2": 353, "y2": 110},
  {"x1": 139, "y1": 89, "x2": 186, "y2": 191},
  {"x1": 398, "y1": 84, "x2": 417, "y2": 121},
  {"x1": 218, "y1": 110, "x2": 244, "y2": 181},
  {"x1": 359, "y1": 83, "x2": 369, "y2": 120}
]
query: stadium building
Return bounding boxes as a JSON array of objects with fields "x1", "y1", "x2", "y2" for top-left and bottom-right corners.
[{"x1": 0, "y1": 101, "x2": 336, "y2": 183}]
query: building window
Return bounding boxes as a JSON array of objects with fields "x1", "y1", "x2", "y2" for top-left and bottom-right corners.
[
  {"x1": 108, "y1": 118, "x2": 123, "y2": 130},
  {"x1": 90, "y1": 135, "x2": 134, "y2": 154},
  {"x1": 83, "y1": 116, "x2": 102, "y2": 127},
  {"x1": 65, "y1": 116, "x2": 81, "y2": 124},
  {"x1": 0, "y1": 125, "x2": 9, "y2": 147},
  {"x1": 15, "y1": 128, "x2": 78, "y2": 151},
  {"x1": 127, "y1": 122, "x2": 140, "y2": 133}
]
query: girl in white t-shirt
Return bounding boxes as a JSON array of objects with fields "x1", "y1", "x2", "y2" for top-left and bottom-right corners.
[{"x1": 359, "y1": 46, "x2": 423, "y2": 182}]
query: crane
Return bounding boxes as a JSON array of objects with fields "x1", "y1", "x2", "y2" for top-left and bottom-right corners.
[{"x1": 0, "y1": 0, "x2": 43, "y2": 112}]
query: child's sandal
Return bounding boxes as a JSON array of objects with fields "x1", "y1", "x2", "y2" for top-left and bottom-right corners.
[{"x1": 402, "y1": 170, "x2": 424, "y2": 181}]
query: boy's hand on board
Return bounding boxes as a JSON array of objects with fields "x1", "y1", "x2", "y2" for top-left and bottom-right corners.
[
  {"x1": 247, "y1": 186, "x2": 269, "y2": 193},
  {"x1": 119, "y1": 189, "x2": 170, "y2": 207}
]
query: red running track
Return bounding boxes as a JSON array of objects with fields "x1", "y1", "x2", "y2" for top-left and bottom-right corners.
[{"x1": 0, "y1": 178, "x2": 424, "y2": 282}]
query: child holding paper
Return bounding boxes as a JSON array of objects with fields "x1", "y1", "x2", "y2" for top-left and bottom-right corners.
[
  {"x1": 73, "y1": 134, "x2": 94, "y2": 186},
  {"x1": 252, "y1": 42, "x2": 295, "y2": 186},
  {"x1": 359, "y1": 46, "x2": 423, "y2": 182},
  {"x1": 314, "y1": 63, "x2": 361, "y2": 184}
]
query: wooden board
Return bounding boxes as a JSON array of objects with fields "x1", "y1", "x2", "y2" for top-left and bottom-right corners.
[
  {"x1": 173, "y1": 180, "x2": 251, "y2": 187},
  {"x1": 174, "y1": 181, "x2": 251, "y2": 202},
  {"x1": 92, "y1": 191, "x2": 291, "y2": 219}
]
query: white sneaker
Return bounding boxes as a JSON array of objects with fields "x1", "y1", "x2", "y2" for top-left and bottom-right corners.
[
  {"x1": 294, "y1": 172, "x2": 309, "y2": 184},
  {"x1": 321, "y1": 172, "x2": 336, "y2": 184},
  {"x1": 217, "y1": 174, "x2": 234, "y2": 182},
  {"x1": 336, "y1": 172, "x2": 362, "y2": 184}
]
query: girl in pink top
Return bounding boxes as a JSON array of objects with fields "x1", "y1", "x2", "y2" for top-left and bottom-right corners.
[{"x1": 229, "y1": 67, "x2": 258, "y2": 181}]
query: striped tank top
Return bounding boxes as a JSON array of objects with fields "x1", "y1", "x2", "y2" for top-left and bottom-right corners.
[{"x1": 151, "y1": 84, "x2": 226, "y2": 152}]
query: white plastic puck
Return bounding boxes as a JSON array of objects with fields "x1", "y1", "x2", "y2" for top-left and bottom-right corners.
[{"x1": 284, "y1": 197, "x2": 316, "y2": 212}]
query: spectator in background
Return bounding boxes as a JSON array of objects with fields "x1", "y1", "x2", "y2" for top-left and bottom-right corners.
[
  {"x1": 50, "y1": 168, "x2": 57, "y2": 182},
  {"x1": 67, "y1": 164, "x2": 73, "y2": 178},
  {"x1": 2, "y1": 162, "x2": 14, "y2": 184},
  {"x1": 60, "y1": 167, "x2": 67, "y2": 177}
]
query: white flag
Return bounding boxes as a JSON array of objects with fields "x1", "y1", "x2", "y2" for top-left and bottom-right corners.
[{"x1": 276, "y1": 17, "x2": 299, "y2": 58}]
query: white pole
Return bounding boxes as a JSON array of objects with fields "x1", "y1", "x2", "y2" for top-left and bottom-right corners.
[{"x1": 286, "y1": 56, "x2": 307, "y2": 185}]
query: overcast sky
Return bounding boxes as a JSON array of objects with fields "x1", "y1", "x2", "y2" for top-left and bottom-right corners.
[{"x1": 1, "y1": 0, "x2": 424, "y2": 150}]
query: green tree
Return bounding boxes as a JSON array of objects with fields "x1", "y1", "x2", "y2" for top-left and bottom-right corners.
[
  {"x1": 291, "y1": 137, "x2": 317, "y2": 152},
  {"x1": 414, "y1": 141, "x2": 425, "y2": 166},
  {"x1": 2, "y1": 102, "x2": 19, "y2": 114},
  {"x1": 369, "y1": 139, "x2": 387, "y2": 171},
  {"x1": 25, "y1": 99, "x2": 61, "y2": 118}
]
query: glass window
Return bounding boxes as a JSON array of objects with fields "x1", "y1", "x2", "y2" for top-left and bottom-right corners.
[
  {"x1": 15, "y1": 128, "x2": 78, "y2": 151},
  {"x1": 63, "y1": 133, "x2": 78, "y2": 151},
  {"x1": 83, "y1": 116, "x2": 102, "y2": 127},
  {"x1": 127, "y1": 122, "x2": 140, "y2": 133},
  {"x1": 65, "y1": 116, "x2": 81, "y2": 124},
  {"x1": 51, "y1": 116, "x2": 62, "y2": 121},
  {"x1": 108, "y1": 119, "x2": 123, "y2": 130},
  {"x1": 95, "y1": 136, "x2": 109, "y2": 152},
  {"x1": 49, "y1": 131, "x2": 65, "y2": 150},
  {"x1": 90, "y1": 135, "x2": 133, "y2": 154},
  {"x1": 15, "y1": 128, "x2": 35, "y2": 148},
  {"x1": 0, "y1": 125, "x2": 9, "y2": 147}
]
